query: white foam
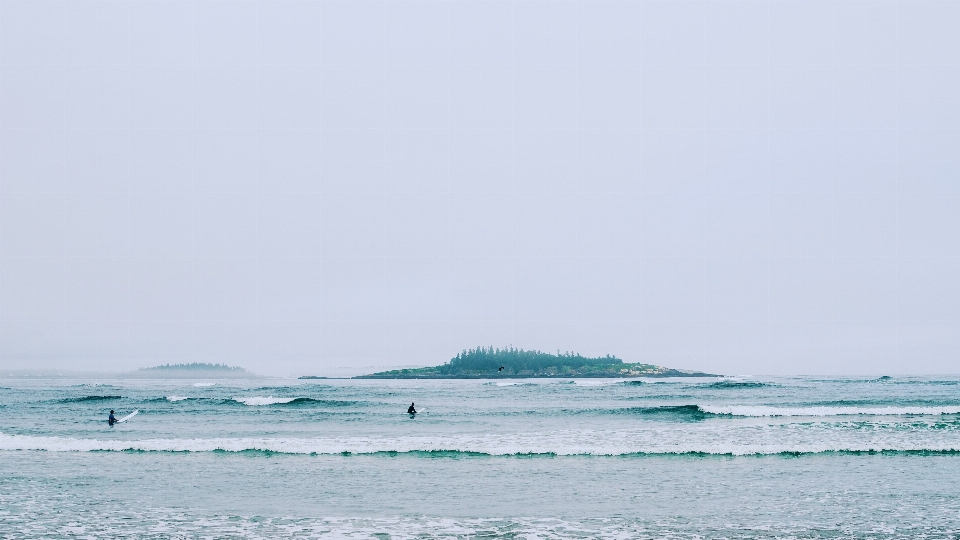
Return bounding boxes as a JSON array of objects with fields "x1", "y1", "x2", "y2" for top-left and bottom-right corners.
[
  {"x1": 700, "y1": 405, "x2": 960, "y2": 417},
  {"x1": 3, "y1": 421, "x2": 959, "y2": 456},
  {"x1": 233, "y1": 396, "x2": 295, "y2": 406},
  {"x1": 573, "y1": 380, "x2": 621, "y2": 387},
  {"x1": 165, "y1": 396, "x2": 189, "y2": 402},
  {"x1": 0, "y1": 512, "x2": 776, "y2": 540},
  {"x1": 193, "y1": 383, "x2": 216, "y2": 387}
]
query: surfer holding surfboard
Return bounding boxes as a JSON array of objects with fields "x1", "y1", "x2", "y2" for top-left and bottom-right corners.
[{"x1": 108, "y1": 409, "x2": 139, "y2": 425}]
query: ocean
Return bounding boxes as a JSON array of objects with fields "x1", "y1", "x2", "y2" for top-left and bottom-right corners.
[{"x1": 2, "y1": 375, "x2": 959, "y2": 538}]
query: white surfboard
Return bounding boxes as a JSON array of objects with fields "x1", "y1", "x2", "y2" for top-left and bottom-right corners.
[{"x1": 117, "y1": 410, "x2": 139, "y2": 423}]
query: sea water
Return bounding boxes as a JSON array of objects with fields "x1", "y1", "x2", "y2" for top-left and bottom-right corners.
[{"x1": 2, "y1": 376, "x2": 959, "y2": 538}]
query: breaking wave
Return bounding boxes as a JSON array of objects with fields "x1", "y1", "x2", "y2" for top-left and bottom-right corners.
[
  {"x1": 609, "y1": 405, "x2": 717, "y2": 420},
  {"x1": 233, "y1": 396, "x2": 295, "y2": 406},
  {"x1": 232, "y1": 396, "x2": 361, "y2": 407},
  {"x1": 704, "y1": 380, "x2": 769, "y2": 389},
  {"x1": 891, "y1": 379, "x2": 960, "y2": 386},
  {"x1": 699, "y1": 405, "x2": 960, "y2": 417},
  {"x1": 57, "y1": 395, "x2": 122, "y2": 403},
  {"x1": 590, "y1": 404, "x2": 960, "y2": 419},
  {"x1": 573, "y1": 380, "x2": 622, "y2": 387}
]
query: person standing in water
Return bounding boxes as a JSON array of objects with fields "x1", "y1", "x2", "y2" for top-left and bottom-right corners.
[
  {"x1": 108, "y1": 410, "x2": 117, "y2": 426},
  {"x1": 407, "y1": 403, "x2": 416, "y2": 414}
]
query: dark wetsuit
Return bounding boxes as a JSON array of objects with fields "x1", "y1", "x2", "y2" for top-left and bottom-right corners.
[
  {"x1": 108, "y1": 413, "x2": 117, "y2": 425},
  {"x1": 407, "y1": 404, "x2": 416, "y2": 414}
]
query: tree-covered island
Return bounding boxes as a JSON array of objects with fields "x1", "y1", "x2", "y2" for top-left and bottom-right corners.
[
  {"x1": 122, "y1": 363, "x2": 257, "y2": 379},
  {"x1": 354, "y1": 347, "x2": 717, "y2": 379}
]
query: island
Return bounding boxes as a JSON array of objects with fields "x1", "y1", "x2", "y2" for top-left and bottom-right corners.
[
  {"x1": 121, "y1": 362, "x2": 258, "y2": 379},
  {"x1": 354, "y1": 347, "x2": 717, "y2": 379}
]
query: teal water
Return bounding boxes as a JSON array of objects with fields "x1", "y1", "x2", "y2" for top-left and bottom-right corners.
[{"x1": 2, "y1": 376, "x2": 959, "y2": 538}]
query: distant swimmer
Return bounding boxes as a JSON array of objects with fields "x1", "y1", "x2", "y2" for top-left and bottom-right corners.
[
  {"x1": 407, "y1": 403, "x2": 417, "y2": 414},
  {"x1": 108, "y1": 410, "x2": 117, "y2": 426},
  {"x1": 498, "y1": 366, "x2": 504, "y2": 372}
]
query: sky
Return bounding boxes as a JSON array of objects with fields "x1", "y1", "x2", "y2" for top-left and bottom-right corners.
[{"x1": 1, "y1": 0, "x2": 958, "y2": 377}]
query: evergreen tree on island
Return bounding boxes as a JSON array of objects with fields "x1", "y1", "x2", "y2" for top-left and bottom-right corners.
[
  {"x1": 354, "y1": 347, "x2": 714, "y2": 379},
  {"x1": 122, "y1": 363, "x2": 256, "y2": 378}
]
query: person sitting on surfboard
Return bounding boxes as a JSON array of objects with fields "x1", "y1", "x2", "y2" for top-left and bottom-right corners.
[
  {"x1": 407, "y1": 403, "x2": 416, "y2": 414},
  {"x1": 108, "y1": 410, "x2": 117, "y2": 426}
]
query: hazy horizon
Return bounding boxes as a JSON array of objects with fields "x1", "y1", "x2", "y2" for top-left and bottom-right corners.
[{"x1": 2, "y1": 0, "x2": 959, "y2": 377}]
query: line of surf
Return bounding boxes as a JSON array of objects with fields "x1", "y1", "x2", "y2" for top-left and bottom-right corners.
[
  {"x1": 702, "y1": 380, "x2": 772, "y2": 389},
  {"x1": 597, "y1": 404, "x2": 960, "y2": 418},
  {"x1": 233, "y1": 396, "x2": 296, "y2": 406},
  {"x1": 55, "y1": 395, "x2": 123, "y2": 403},
  {"x1": 4, "y1": 431, "x2": 960, "y2": 456},
  {"x1": 230, "y1": 396, "x2": 363, "y2": 407},
  {"x1": 699, "y1": 405, "x2": 960, "y2": 417}
]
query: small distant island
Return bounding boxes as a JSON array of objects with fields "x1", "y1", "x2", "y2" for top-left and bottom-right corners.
[
  {"x1": 355, "y1": 347, "x2": 717, "y2": 379},
  {"x1": 122, "y1": 363, "x2": 257, "y2": 379}
]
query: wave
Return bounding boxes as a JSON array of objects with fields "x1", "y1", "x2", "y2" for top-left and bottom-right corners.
[
  {"x1": 485, "y1": 380, "x2": 609, "y2": 387},
  {"x1": 699, "y1": 405, "x2": 960, "y2": 417},
  {"x1": 144, "y1": 396, "x2": 224, "y2": 404},
  {"x1": 234, "y1": 396, "x2": 295, "y2": 405},
  {"x1": 280, "y1": 398, "x2": 362, "y2": 407},
  {"x1": 805, "y1": 377, "x2": 960, "y2": 386},
  {"x1": 596, "y1": 404, "x2": 960, "y2": 418},
  {"x1": 482, "y1": 379, "x2": 696, "y2": 388},
  {"x1": 703, "y1": 380, "x2": 769, "y2": 389},
  {"x1": 57, "y1": 395, "x2": 122, "y2": 403},
  {"x1": 232, "y1": 396, "x2": 361, "y2": 407},
  {"x1": 612, "y1": 405, "x2": 716, "y2": 420},
  {"x1": 3, "y1": 431, "x2": 959, "y2": 457},
  {"x1": 193, "y1": 383, "x2": 216, "y2": 387},
  {"x1": 800, "y1": 399, "x2": 957, "y2": 408},
  {"x1": 890, "y1": 379, "x2": 960, "y2": 386}
]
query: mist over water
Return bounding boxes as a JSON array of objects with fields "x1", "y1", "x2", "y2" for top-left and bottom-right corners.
[{"x1": 2, "y1": 376, "x2": 959, "y2": 537}]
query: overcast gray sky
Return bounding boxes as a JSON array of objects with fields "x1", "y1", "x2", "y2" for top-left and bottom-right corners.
[{"x1": 1, "y1": 0, "x2": 958, "y2": 376}]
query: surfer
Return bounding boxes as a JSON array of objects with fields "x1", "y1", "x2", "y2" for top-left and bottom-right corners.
[
  {"x1": 108, "y1": 410, "x2": 117, "y2": 426},
  {"x1": 407, "y1": 403, "x2": 417, "y2": 414}
]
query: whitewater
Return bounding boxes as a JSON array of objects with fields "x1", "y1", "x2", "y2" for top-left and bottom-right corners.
[{"x1": 2, "y1": 375, "x2": 959, "y2": 538}]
